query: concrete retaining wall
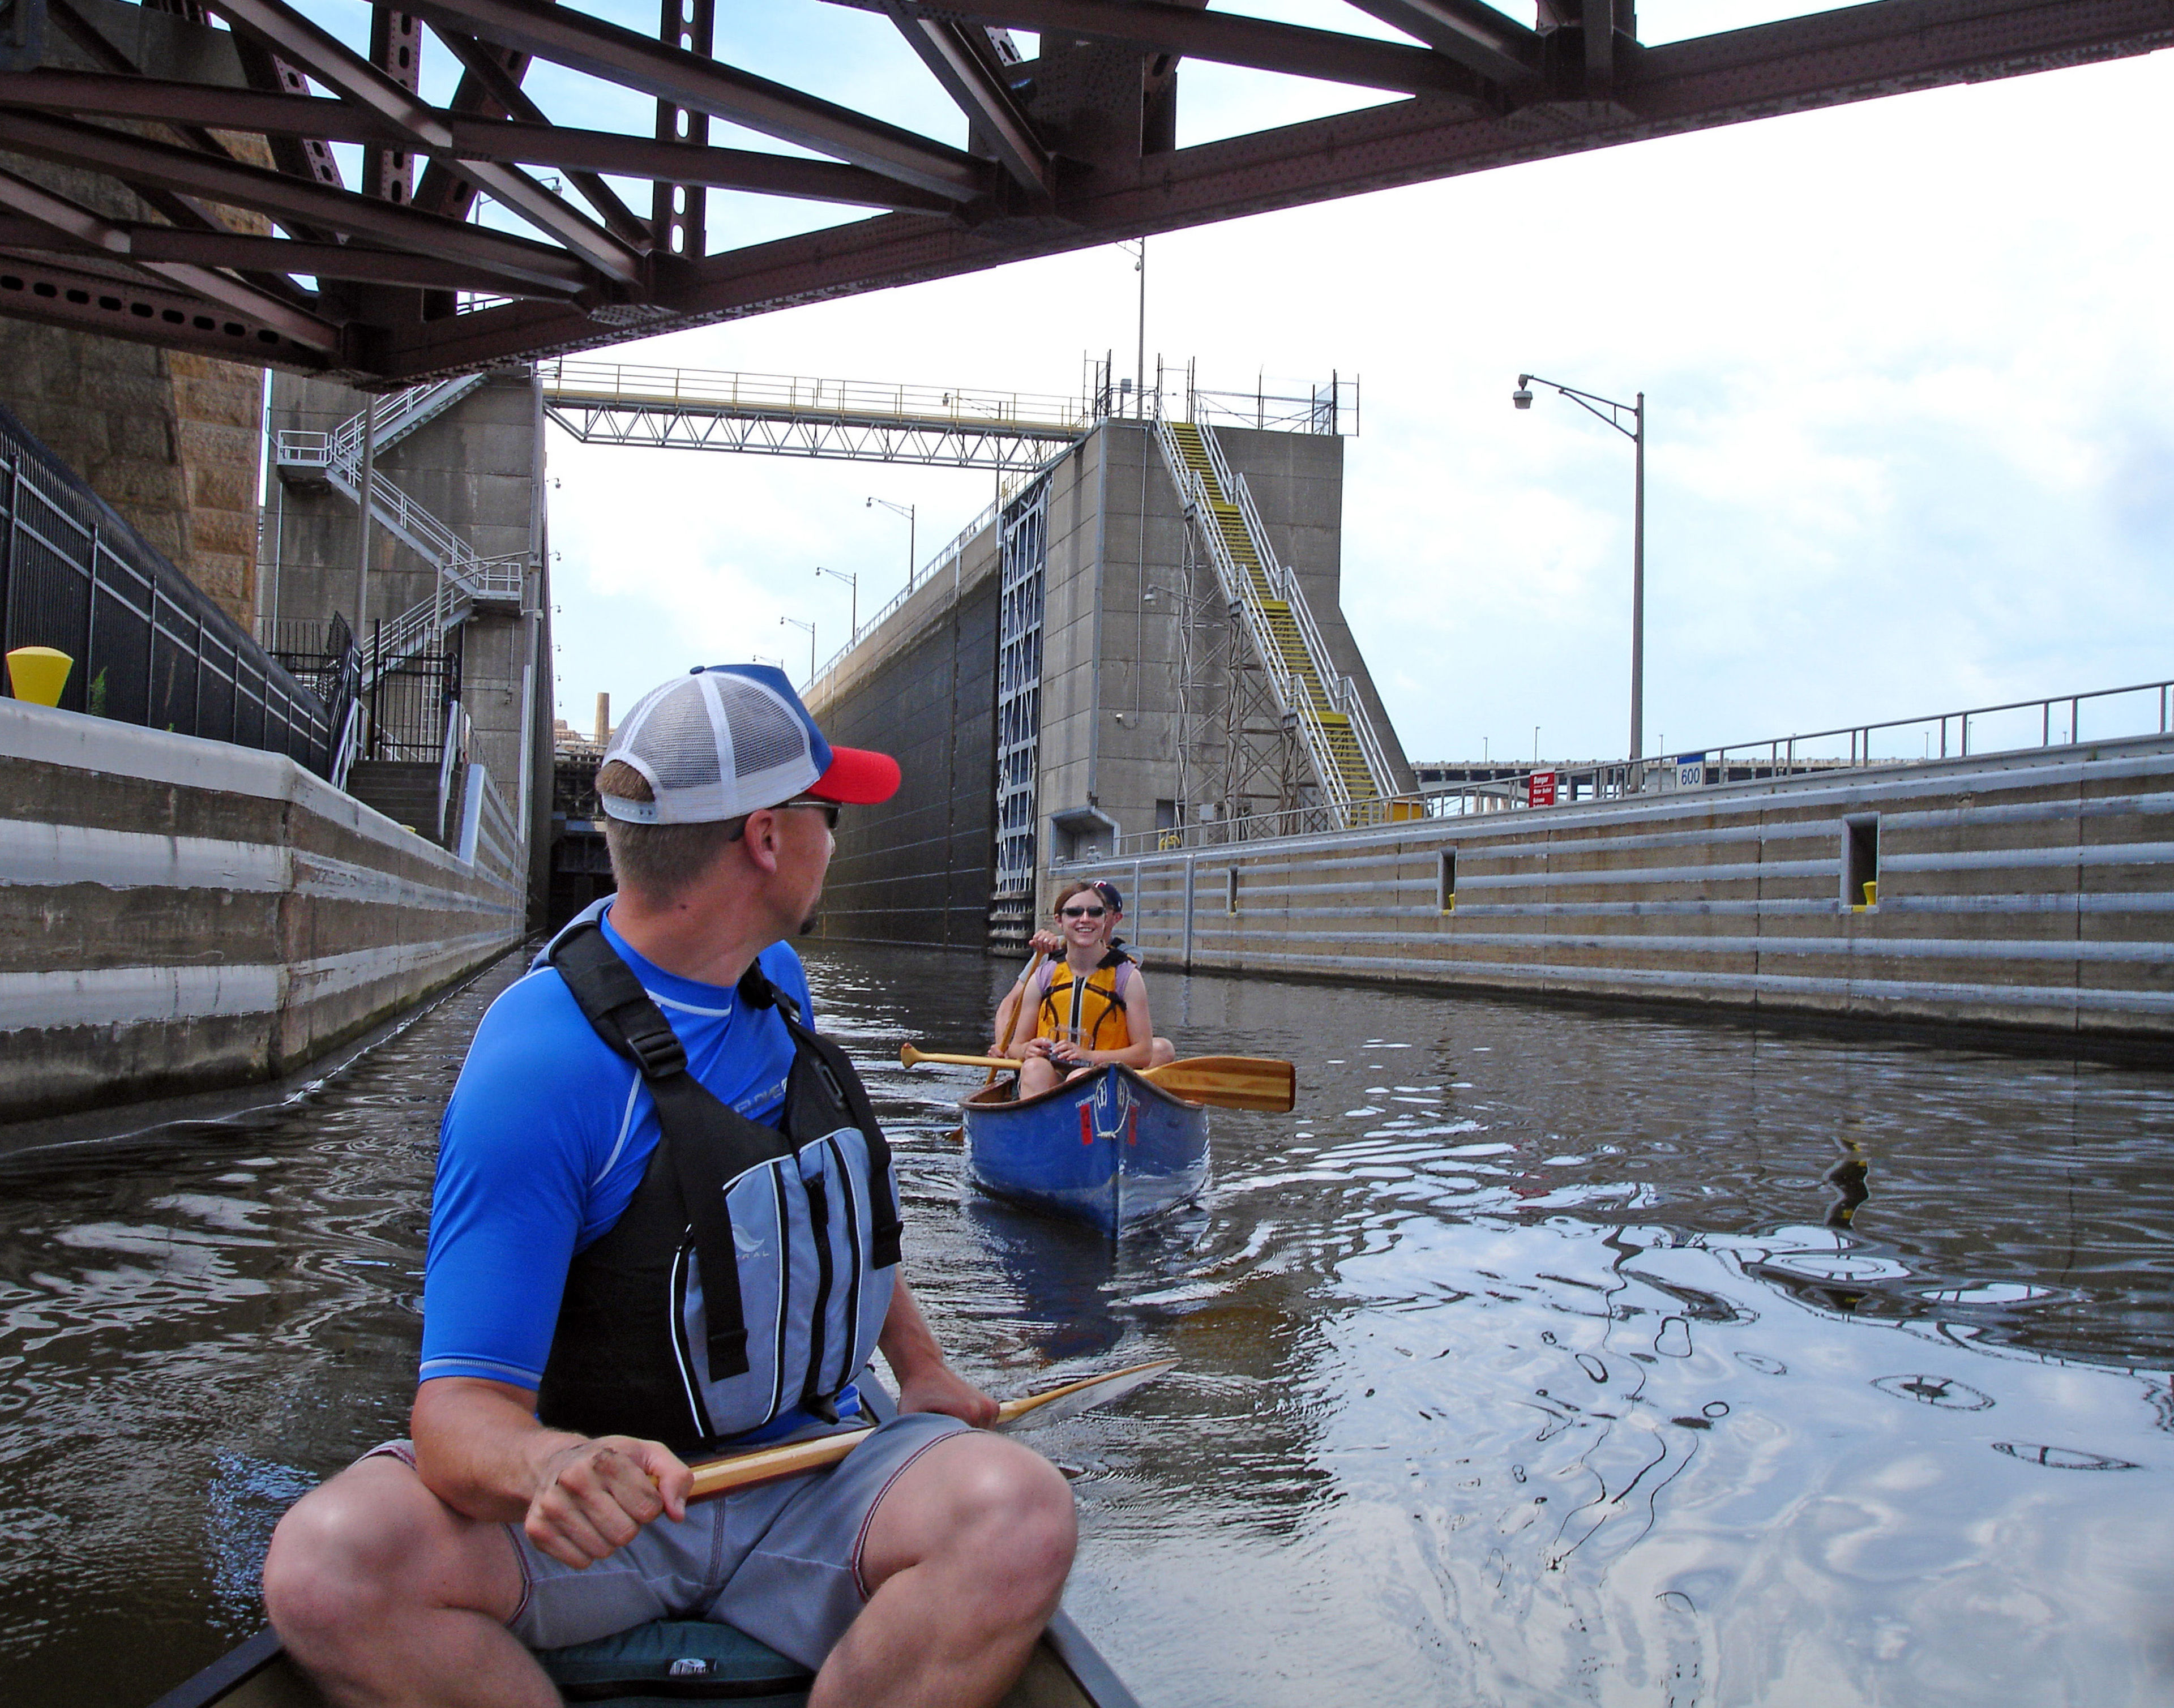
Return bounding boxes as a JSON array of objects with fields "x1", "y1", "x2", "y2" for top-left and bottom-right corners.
[
  {"x1": 1099, "y1": 735, "x2": 2174, "y2": 1044},
  {"x1": 806, "y1": 516, "x2": 1002, "y2": 947},
  {"x1": 0, "y1": 696, "x2": 526, "y2": 1126}
]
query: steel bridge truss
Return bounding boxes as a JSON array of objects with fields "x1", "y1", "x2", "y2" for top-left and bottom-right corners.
[
  {"x1": 543, "y1": 400, "x2": 1082, "y2": 471},
  {"x1": 0, "y1": 0, "x2": 2159, "y2": 381}
]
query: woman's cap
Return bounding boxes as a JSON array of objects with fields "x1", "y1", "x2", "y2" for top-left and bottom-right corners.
[{"x1": 600, "y1": 663, "x2": 901, "y2": 825}]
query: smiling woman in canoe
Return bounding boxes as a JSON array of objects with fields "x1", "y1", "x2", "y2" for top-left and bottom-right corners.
[{"x1": 1001, "y1": 879, "x2": 1176, "y2": 1098}]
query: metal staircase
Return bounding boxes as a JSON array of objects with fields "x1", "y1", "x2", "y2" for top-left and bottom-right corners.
[
  {"x1": 275, "y1": 375, "x2": 524, "y2": 685},
  {"x1": 1157, "y1": 419, "x2": 1395, "y2": 823}
]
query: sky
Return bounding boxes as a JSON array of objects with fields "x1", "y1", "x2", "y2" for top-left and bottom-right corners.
[{"x1": 513, "y1": 3, "x2": 2174, "y2": 765}]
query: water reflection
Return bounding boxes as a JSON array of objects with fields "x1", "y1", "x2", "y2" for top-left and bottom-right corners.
[{"x1": 1, "y1": 941, "x2": 2171, "y2": 1707}]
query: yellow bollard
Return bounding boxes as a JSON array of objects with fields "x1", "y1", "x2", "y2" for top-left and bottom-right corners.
[
  {"x1": 5, "y1": 645, "x2": 72, "y2": 707},
  {"x1": 1863, "y1": 880, "x2": 1878, "y2": 908}
]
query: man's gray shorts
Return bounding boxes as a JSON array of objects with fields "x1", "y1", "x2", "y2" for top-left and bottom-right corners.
[{"x1": 369, "y1": 1411, "x2": 968, "y2": 1669}]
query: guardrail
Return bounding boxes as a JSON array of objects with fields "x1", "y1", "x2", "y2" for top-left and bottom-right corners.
[
  {"x1": 1227, "y1": 465, "x2": 1397, "y2": 797},
  {"x1": 1702, "y1": 678, "x2": 2174, "y2": 772},
  {"x1": 1105, "y1": 677, "x2": 2174, "y2": 856},
  {"x1": 0, "y1": 406, "x2": 332, "y2": 772},
  {"x1": 539, "y1": 358, "x2": 1090, "y2": 434}
]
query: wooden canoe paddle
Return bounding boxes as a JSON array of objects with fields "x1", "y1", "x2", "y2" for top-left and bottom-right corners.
[
  {"x1": 900, "y1": 1045, "x2": 1297, "y2": 1114},
  {"x1": 687, "y1": 1359, "x2": 1176, "y2": 1502},
  {"x1": 987, "y1": 948, "x2": 1047, "y2": 1086}
]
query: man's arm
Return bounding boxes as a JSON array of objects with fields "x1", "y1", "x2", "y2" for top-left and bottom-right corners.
[
  {"x1": 411, "y1": 1376, "x2": 693, "y2": 1569},
  {"x1": 879, "y1": 1281, "x2": 999, "y2": 1428}
]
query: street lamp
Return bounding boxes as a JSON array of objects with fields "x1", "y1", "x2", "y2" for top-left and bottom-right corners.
[
  {"x1": 780, "y1": 616, "x2": 815, "y2": 687},
  {"x1": 866, "y1": 497, "x2": 915, "y2": 587},
  {"x1": 1514, "y1": 372, "x2": 1647, "y2": 763},
  {"x1": 816, "y1": 564, "x2": 857, "y2": 643}
]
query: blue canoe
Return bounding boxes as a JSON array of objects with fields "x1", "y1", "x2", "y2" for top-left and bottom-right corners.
[{"x1": 963, "y1": 1064, "x2": 1210, "y2": 1234}]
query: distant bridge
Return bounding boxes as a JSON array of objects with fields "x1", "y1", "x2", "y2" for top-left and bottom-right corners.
[{"x1": 538, "y1": 360, "x2": 1090, "y2": 470}]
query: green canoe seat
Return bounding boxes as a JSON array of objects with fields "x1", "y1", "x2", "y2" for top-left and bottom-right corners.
[{"x1": 536, "y1": 1619, "x2": 815, "y2": 1705}]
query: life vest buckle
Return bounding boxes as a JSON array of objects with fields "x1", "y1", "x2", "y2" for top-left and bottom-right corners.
[{"x1": 618, "y1": 1009, "x2": 688, "y2": 1079}]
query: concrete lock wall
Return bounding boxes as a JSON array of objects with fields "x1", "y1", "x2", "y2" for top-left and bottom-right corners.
[
  {"x1": 804, "y1": 418, "x2": 1412, "y2": 949},
  {"x1": 0, "y1": 696, "x2": 527, "y2": 1139},
  {"x1": 1036, "y1": 422, "x2": 1413, "y2": 864},
  {"x1": 1093, "y1": 735, "x2": 2174, "y2": 1044},
  {"x1": 806, "y1": 514, "x2": 1002, "y2": 947}
]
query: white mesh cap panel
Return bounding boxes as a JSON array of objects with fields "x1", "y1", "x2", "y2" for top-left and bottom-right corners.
[
  {"x1": 600, "y1": 667, "x2": 821, "y2": 824},
  {"x1": 640, "y1": 680, "x2": 728, "y2": 794},
  {"x1": 708, "y1": 671, "x2": 820, "y2": 812},
  {"x1": 722, "y1": 681, "x2": 806, "y2": 777}
]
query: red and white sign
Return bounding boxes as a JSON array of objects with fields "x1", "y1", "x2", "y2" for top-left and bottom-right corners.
[{"x1": 1526, "y1": 769, "x2": 1558, "y2": 808}]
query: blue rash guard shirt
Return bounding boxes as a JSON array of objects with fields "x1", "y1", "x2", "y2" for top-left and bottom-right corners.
[{"x1": 420, "y1": 905, "x2": 853, "y2": 1441}]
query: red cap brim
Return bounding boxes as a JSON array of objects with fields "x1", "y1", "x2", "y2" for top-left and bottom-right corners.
[{"x1": 808, "y1": 744, "x2": 900, "y2": 804}]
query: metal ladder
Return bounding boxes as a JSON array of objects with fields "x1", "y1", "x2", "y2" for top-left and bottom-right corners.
[{"x1": 1157, "y1": 419, "x2": 1394, "y2": 821}]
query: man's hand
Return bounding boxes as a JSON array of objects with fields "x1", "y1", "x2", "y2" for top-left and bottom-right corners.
[
  {"x1": 896, "y1": 1362, "x2": 1001, "y2": 1429},
  {"x1": 879, "y1": 1281, "x2": 1000, "y2": 1428},
  {"x1": 524, "y1": 1435, "x2": 692, "y2": 1569}
]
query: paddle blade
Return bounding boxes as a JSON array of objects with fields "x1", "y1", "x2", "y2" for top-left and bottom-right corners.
[
  {"x1": 995, "y1": 1360, "x2": 1176, "y2": 1433},
  {"x1": 1144, "y1": 1056, "x2": 1296, "y2": 1113}
]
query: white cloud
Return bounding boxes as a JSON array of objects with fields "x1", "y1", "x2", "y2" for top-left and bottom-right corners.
[{"x1": 547, "y1": 42, "x2": 2174, "y2": 768}]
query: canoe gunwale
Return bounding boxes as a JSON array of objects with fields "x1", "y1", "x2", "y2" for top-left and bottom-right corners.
[
  {"x1": 960, "y1": 1063, "x2": 1204, "y2": 1119},
  {"x1": 145, "y1": 1626, "x2": 284, "y2": 1708}
]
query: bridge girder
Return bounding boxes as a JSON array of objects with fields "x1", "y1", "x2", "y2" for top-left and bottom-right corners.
[{"x1": 0, "y1": 0, "x2": 2159, "y2": 381}]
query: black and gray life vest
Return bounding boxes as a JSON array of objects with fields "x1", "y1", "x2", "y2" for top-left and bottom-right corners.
[{"x1": 532, "y1": 918, "x2": 902, "y2": 1453}]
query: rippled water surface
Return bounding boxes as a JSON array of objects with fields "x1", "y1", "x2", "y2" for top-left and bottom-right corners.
[{"x1": 3, "y1": 944, "x2": 2173, "y2": 1706}]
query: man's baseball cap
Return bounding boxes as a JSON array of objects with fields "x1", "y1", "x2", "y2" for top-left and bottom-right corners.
[{"x1": 599, "y1": 663, "x2": 900, "y2": 825}]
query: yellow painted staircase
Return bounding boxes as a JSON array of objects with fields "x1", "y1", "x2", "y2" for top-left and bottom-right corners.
[{"x1": 1164, "y1": 422, "x2": 1381, "y2": 811}]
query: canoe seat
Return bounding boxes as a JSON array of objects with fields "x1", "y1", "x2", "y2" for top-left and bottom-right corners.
[{"x1": 536, "y1": 1619, "x2": 814, "y2": 1704}]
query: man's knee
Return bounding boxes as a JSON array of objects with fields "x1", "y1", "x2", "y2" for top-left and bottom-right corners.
[
  {"x1": 263, "y1": 1460, "x2": 503, "y2": 1639},
  {"x1": 929, "y1": 1437, "x2": 1077, "y2": 1591},
  {"x1": 865, "y1": 1433, "x2": 1075, "y2": 1609}
]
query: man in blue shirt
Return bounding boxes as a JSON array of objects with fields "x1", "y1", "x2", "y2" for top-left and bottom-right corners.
[{"x1": 264, "y1": 665, "x2": 1076, "y2": 1707}]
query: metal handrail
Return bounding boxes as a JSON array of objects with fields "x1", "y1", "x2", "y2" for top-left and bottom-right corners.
[
  {"x1": 1228, "y1": 468, "x2": 1394, "y2": 799},
  {"x1": 1698, "y1": 678, "x2": 2174, "y2": 773},
  {"x1": 806, "y1": 491, "x2": 1007, "y2": 689},
  {"x1": 538, "y1": 358, "x2": 1089, "y2": 435},
  {"x1": 1159, "y1": 419, "x2": 1394, "y2": 819}
]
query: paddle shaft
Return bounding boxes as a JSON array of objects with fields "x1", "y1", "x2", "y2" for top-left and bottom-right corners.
[
  {"x1": 686, "y1": 1364, "x2": 1165, "y2": 1501},
  {"x1": 900, "y1": 1046, "x2": 1296, "y2": 1114},
  {"x1": 987, "y1": 950, "x2": 1047, "y2": 1085}
]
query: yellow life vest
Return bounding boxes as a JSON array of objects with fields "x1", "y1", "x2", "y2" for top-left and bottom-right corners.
[{"x1": 1034, "y1": 953, "x2": 1135, "y2": 1052}]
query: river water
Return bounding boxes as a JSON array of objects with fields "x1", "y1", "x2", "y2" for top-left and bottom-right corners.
[{"x1": 2, "y1": 943, "x2": 2171, "y2": 1707}]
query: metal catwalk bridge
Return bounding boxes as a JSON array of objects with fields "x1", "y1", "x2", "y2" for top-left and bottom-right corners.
[{"x1": 540, "y1": 360, "x2": 1091, "y2": 470}]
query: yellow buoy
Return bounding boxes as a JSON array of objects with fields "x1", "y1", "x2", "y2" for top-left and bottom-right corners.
[{"x1": 5, "y1": 645, "x2": 72, "y2": 707}]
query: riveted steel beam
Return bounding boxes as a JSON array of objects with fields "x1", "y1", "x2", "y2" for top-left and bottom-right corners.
[
  {"x1": 0, "y1": 167, "x2": 343, "y2": 347},
  {"x1": 368, "y1": 0, "x2": 2174, "y2": 380},
  {"x1": 399, "y1": 0, "x2": 991, "y2": 199},
  {"x1": 0, "y1": 252, "x2": 333, "y2": 365},
  {"x1": 1342, "y1": 0, "x2": 1542, "y2": 85},
  {"x1": 844, "y1": 0, "x2": 1495, "y2": 100},
  {"x1": 0, "y1": 108, "x2": 600, "y2": 292},
  {"x1": 0, "y1": 71, "x2": 956, "y2": 210},
  {"x1": 881, "y1": 6, "x2": 1052, "y2": 198}
]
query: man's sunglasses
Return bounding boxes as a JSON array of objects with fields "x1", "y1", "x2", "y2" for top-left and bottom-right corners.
[
  {"x1": 777, "y1": 797, "x2": 842, "y2": 828},
  {"x1": 1060, "y1": 905, "x2": 1107, "y2": 918}
]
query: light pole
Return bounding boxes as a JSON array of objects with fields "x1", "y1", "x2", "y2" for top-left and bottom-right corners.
[
  {"x1": 1514, "y1": 373, "x2": 1646, "y2": 762},
  {"x1": 1119, "y1": 237, "x2": 1146, "y2": 416},
  {"x1": 867, "y1": 497, "x2": 915, "y2": 587},
  {"x1": 816, "y1": 564, "x2": 857, "y2": 643},
  {"x1": 780, "y1": 616, "x2": 815, "y2": 688}
]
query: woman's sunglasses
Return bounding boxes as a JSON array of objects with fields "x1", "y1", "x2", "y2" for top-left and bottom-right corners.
[{"x1": 1059, "y1": 905, "x2": 1107, "y2": 919}]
